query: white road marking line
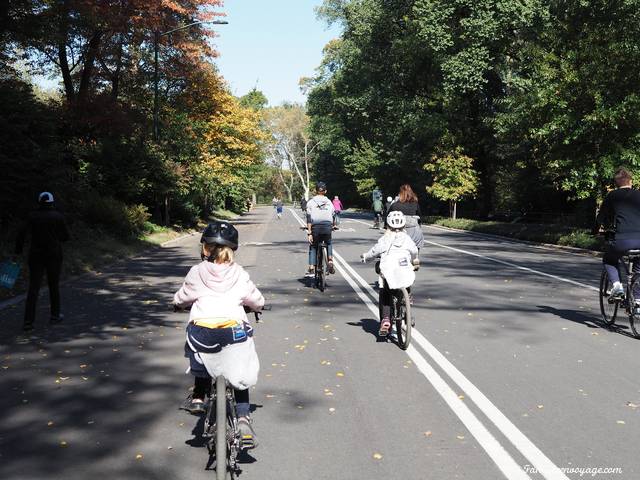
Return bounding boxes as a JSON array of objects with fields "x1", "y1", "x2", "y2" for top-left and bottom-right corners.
[
  {"x1": 330, "y1": 256, "x2": 533, "y2": 480},
  {"x1": 424, "y1": 239, "x2": 598, "y2": 292},
  {"x1": 348, "y1": 217, "x2": 598, "y2": 292},
  {"x1": 286, "y1": 209, "x2": 545, "y2": 479},
  {"x1": 331, "y1": 253, "x2": 569, "y2": 480}
]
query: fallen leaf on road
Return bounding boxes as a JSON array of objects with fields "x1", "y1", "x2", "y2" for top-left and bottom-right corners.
[
  {"x1": 135, "y1": 454, "x2": 143, "y2": 459},
  {"x1": 424, "y1": 431, "x2": 432, "y2": 437},
  {"x1": 626, "y1": 402, "x2": 639, "y2": 409},
  {"x1": 591, "y1": 332, "x2": 599, "y2": 336},
  {"x1": 329, "y1": 408, "x2": 336, "y2": 413},
  {"x1": 47, "y1": 421, "x2": 54, "y2": 427},
  {"x1": 60, "y1": 441, "x2": 67, "y2": 447},
  {"x1": 336, "y1": 372, "x2": 344, "y2": 377},
  {"x1": 537, "y1": 405, "x2": 544, "y2": 409},
  {"x1": 458, "y1": 395, "x2": 465, "y2": 400},
  {"x1": 457, "y1": 435, "x2": 465, "y2": 440},
  {"x1": 372, "y1": 453, "x2": 383, "y2": 460}
]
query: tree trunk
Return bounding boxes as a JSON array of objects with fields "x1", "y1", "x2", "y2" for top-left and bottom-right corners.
[{"x1": 77, "y1": 29, "x2": 103, "y2": 104}]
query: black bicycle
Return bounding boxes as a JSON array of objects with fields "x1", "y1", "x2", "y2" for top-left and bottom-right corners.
[
  {"x1": 599, "y1": 250, "x2": 640, "y2": 338},
  {"x1": 370, "y1": 260, "x2": 419, "y2": 350},
  {"x1": 372, "y1": 212, "x2": 383, "y2": 229},
  {"x1": 203, "y1": 307, "x2": 269, "y2": 479}
]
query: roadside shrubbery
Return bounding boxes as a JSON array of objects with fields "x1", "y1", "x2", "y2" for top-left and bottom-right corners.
[{"x1": 428, "y1": 217, "x2": 604, "y2": 251}]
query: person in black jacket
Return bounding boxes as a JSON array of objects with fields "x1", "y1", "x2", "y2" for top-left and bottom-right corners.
[
  {"x1": 15, "y1": 192, "x2": 70, "y2": 332},
  {"x1": 387, "y1": 184, "x2": 424, "y2": 250},
  {"x1": 597, "y1": 167, "x2": 640, "y2": 298}
]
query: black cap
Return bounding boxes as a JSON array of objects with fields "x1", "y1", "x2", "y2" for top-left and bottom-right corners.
[{"x1": 316, "y1": 181, "x2": 327, "y2": 192}]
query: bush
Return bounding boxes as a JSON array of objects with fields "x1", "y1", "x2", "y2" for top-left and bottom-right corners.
[
  {"x1": 81, "y1": 193, "x2": 150, "y2": 238},
  {"x1": 427, "y1": 216, "x2": 603, "y2": 251},
  {"x1": 124, "y1": 204, "x2": 151, "y2": 236}
]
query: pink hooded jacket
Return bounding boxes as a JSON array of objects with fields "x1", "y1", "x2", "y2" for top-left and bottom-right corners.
[{"x1": 173, "y1": 261, "x2": 264, "y2": 325}]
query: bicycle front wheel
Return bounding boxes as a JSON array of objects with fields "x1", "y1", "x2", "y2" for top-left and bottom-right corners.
[
  {"x1": 215, "y1": 376, "x2": 228, "y2": 480},
  {"x1": 395, "y1": 288, "x2": 412, "y2": 350},
  {"x1": 599, "y1": 270, "x2": 618, "y2": 326},
  {"x1": 628, "y1": 275, "x2": 640, "y2": 338}
]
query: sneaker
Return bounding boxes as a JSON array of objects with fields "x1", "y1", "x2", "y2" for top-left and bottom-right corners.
[
  {"x1": 49, "y1": 314, "x2": 64, "y2": 325},
  {"x1": 327, "y1": 260, "x2": 335, "y2": 275},
  {"x1": 182, "y1": 397, "x2": 207, "y2": 415},
  {"x1": 378, "y1": 318, "x2": 391, "y2": 336},
  {"x1": 237, "y1": 416, "x2": 258, "y2": 449},
  {"x1": 610, "y1": 282, "x2": 624, "y2": 298},
  {"x1": 304, "y1": 267, "x2": 315, "y2": 278}
]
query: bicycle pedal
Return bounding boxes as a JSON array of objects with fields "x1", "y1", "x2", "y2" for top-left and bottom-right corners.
[{"x1": 240, "y1": 435, "x2": 256, "y2": 449}]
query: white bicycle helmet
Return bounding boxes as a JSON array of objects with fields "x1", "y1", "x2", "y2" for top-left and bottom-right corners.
[{"x1": 386, "y1": 210, "x2": 406, "y2": 229}]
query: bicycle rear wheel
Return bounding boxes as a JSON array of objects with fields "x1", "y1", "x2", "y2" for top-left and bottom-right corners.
[
  {"x1": 599, "y1": 270, "x2": 618, "y2": 326},
  {"x1": 395, "y1": 288, "x2": 412, "y2": 350},
  {"x1": 215, "y1": 376, "x2": 227, "y2": 480},
  {"x1": 628, "y1": 275, "x2": 640, "y2": 338}
]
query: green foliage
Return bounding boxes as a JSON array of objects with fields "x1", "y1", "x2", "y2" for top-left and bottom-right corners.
[
  {"x1": 308, "y1": 0, "x2": 640, "y2": 220},
  {"x1": 425, "y1": 147, "x2": 479, "y2": 203},
  {"x1": 239, "y1": 89, "x2": 268, "y2": 111},
  {"x1": 81, "y1": 194, "x2": 150, "y2": 238}
]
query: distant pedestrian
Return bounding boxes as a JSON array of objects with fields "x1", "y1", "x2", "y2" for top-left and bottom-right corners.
[
  {"x1": 276, "y1": 199, "x2": 284, "y2": 219},
  {"x1": 15, "y1": 192, "x2": 70, "y2": 332},
  {"x1": 300, "y1": 196, "x2": 308, "y2": 213}
]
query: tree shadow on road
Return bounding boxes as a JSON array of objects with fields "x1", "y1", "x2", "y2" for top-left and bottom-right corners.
[{"x1": 536, "y1": 305, "x2": 635, "y2": 338}]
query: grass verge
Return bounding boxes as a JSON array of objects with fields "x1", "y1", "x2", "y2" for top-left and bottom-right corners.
[{"x1": 426, "y1": 217, "x2": 603, "y2": 251}]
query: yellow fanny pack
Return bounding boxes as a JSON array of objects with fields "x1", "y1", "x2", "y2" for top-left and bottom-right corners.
[{"x1": 192, "y1": 318, "x2": 240, "y2": 329}]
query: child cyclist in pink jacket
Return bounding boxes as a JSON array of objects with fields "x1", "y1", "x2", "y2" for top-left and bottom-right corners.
[{"x1": 173, "y1": 221, "x2": 264, "y2": 448}]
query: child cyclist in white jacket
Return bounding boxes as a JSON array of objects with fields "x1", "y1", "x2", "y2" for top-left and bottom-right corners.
[
  {"x1": 361, "y1": 211, "x2": 419, "y2": 336},
  {"x1": 173, "y1": 221, "x2": 264, "y2": 449}
]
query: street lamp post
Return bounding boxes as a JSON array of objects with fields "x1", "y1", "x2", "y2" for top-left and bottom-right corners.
[{"x1": 153, "y1": 20, "x2": 228, "y2": 141}]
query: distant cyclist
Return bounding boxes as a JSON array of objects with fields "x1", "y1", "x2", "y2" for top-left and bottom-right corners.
[
  {"x1": 306, "y1": 182, "x2": 336, "y2": 276},
  {"x1": 275, "y1": 198, "x2": 284, "y2": 219},
  {"x1": 332, "y1": 195, "x2": 344, "y2": 225},
  {"x1": 596, "y1": 167, "x2": 640, "y2": 298},
  {"x1": 387, "y1": 184, "x2": 423, "y2": 250},
  {"x1": 372, "y1": 197, "x2": 384, "y2": 228}
]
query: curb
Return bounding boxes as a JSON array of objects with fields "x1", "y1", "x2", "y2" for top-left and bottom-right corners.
[{"x1": 425, "y1": 224, "x2": 601, "y2": 257}]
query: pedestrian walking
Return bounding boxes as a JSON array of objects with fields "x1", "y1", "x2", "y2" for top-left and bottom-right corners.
[{"x1": 15, "y1": 192, "x2": 70, "y2": 332}]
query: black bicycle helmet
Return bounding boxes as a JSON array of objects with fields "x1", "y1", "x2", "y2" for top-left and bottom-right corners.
[
  {"x1": 316, "y1": 181, "x2": 327, "y2": 192},
  {"x1": 200, "y1": 221, "x2": 239, "y2": 250}
]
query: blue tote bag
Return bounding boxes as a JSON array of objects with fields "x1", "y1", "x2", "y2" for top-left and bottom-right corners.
[{"x1": 0, "y1": 261, "x2": 21, "y2": 289}]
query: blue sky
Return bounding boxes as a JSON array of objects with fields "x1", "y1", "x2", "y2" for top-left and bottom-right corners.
[{"x1": 212, "y1": 0, "x2": 341, "y2": 105}]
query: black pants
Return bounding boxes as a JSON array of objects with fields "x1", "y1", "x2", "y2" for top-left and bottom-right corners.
[
  {"x1": 603, "y1": 238, "x2": 640, "y2": 284},
  {"x1": 24, "y1": 253, "x2": 62, "y2": 328},
  {"x1": 379, "y1": 280, "x2": 411, "y2": 320},
  {"x1": 193, "y1": 377, "x2": 251, "y2": 416}
]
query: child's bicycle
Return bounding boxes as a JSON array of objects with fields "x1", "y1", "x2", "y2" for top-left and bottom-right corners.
[
  {"x1": 175, "y1": 305, "x2": 269, "y2": 479},
  {"x1": 203, "y1": 307, "x2": 269, "y2": 479},
  {"x1": 376, "y1": 261, "x2": 419, "y2": 350}
]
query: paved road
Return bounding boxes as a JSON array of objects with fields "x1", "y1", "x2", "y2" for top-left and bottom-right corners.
[{"x1": 0, "y1": 206, "x2": 637, "y2": 479}]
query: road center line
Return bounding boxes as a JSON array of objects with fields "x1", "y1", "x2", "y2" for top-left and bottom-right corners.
[
  {"x1": 347, "y1": 217, "x2": 598, "y2": 292},
  {"x1": 288, "y1": 209, "x2": 569, "y2": 480}
]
